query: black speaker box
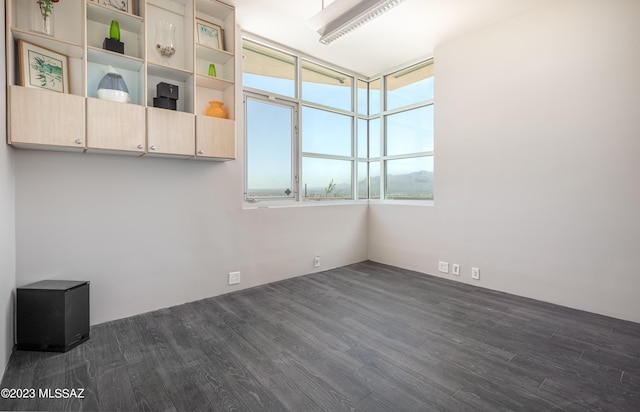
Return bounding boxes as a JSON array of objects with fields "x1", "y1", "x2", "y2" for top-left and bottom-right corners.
[
  {"x1": 16, "y1": 280, "x2": 90, "y2": 352},
  {"x1": 153, "y1": 96, "x2": 177, "y2": 110}
]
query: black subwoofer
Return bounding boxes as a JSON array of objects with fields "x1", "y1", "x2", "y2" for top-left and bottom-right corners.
[{"x1": 16, "y1": 280, "x2": 90, "y2": 352}]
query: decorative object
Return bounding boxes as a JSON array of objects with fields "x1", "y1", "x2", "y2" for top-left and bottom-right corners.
[
  {"x1": 156, "y1": 82, "x2": 178, "y2": 100},
  {"x1": 153, "y1": 97, "x2": 177, "y2": 110},
  {"x1": 196, "y1": 19, "x2": 223, "y2": 50},
  {"x1": 308, "y1": 0, "x2": 407, "y2": 45},
  {"x1": 30, "y1": 0, "x2": 59, "y2": 36},
  {"x1": 103, "y1": 20, "x2": 124, "y2": 54},
  {"x1": 97, "y1": 65, "x2": 129, "y2": 103},
  {"x1": 109, "y1": 20, "x2": 120, "y2": 41},
  {"x1": 208, "y1": 63, "x2": 217, "y2": 77},
  {"x1": 18, "y1": 39, "x2": 69, "y2": 93},
  {"x1": 154, "y1": 82, "x2": 178, "y2": 110},
  {"x1": 88, "y1": 0, "x2": 132, "y2": 14},
  {"x1": 155, "y1": 21, "x2": 176, "y2": 65},
  {"x1": 206, "y1": 100, "x2": 227, "y2": 118}
]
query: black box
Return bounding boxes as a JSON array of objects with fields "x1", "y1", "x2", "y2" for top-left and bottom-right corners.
[
  {"x1": 156, "y1": 82, "x2": 179, "y2": 100},
  {"x1": 17, "y1": 280, "x2": 90, "y2": 352},
  {"x1": 153, "y1": 96, "x2": 177, "y2": 110},
  {"x1": 103, "y1": 37, "x2": 124, "y2": 54}
]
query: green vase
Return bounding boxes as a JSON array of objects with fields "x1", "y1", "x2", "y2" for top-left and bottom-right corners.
[
  {"x1": 208, "y1": 64, "x2": 217, "y2": 77},
  {"x1": 110, "y1": 20, "x2": 120, "y2": 41}
]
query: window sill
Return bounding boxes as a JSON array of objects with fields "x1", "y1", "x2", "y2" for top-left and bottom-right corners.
[
  {"x1": 243, "y1": 199, "x2": 433, "y2": 209},
  {"x1": 243, "y1": 199, "x2": 367, "y2": 210},
  {"x1": 367, "y1": 199, "x2": 434, "y2": 207}
]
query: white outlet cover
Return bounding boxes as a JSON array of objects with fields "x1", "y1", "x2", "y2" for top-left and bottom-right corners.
[
  {"x1": 452, "y1": 264, "x2": 460, "y2": 276},
  {"x1": 438, "y1": 261, "x2": 449, "y2": 273},
  {"x1": 471, "y1": 267, "x2": 480, "y2": 280},
  {"x1": 229, "y1": 271, "x2": 241, "y2": 285}
]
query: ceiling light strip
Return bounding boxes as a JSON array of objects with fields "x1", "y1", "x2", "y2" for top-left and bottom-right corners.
[{"x1": 319, "y1": 0, "x2": 407, "y2": 45}]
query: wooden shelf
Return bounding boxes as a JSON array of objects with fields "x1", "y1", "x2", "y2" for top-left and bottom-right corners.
[
  {"x1": 11, "y1": 28, "x2": 84, "y2": 59},
  {"x1": 195, "y1": 74, "x2": 233, "y2": 91},
  {"x1": 87, "y1": 47, "x2": 144, "y2": 71},
  {"x1": 195, "y1": 43, "x2": 233, "y2": 65}
]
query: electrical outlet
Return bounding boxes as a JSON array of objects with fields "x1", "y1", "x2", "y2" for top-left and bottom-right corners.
[
  {"x1": 438, "y1": 261, "x2": 449, "y2": 273},
  {"x1": 228, "y1": 271, "x2": 241, "y2": 285},
  {"x1": 452, "y1": 264, "x2": 460, "y2": 276},
  {"x1": 471, "y1": 267, "x2": 480, "y2": 280},
  {"x1": 314, "y1": 256, "x2": 321, "y2": 268}
]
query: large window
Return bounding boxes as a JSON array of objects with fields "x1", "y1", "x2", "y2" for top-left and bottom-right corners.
[
  {"x1": 242, "y1": 37, "x2": 434, "y2": 203},
  {"x1": 380, "y1": 61, "x2": 435, "y2": 200}
]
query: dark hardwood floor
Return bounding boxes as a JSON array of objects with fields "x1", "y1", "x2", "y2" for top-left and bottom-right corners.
[{"x1": 1, "y1": 261, "x2": 639, "y2": 411}]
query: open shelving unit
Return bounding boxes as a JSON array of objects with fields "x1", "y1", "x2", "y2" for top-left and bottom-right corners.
[{"x1": 5, "y1": 0, "x2": 236, "y2": 160}]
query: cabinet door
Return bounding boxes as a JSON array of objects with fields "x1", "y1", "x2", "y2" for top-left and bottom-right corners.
[
  {"x1": 86, "y1": 98, "x2": 146, "y2": 153},
  {"x1": 146, "y1": 108, "x2": 195, "y2": 157},
  {"x1": 195, "y1": 115, "x2": 235, "y2": 160},
  {"x1": 8, "y1": 86, "x2": 85, "y2": 150}
]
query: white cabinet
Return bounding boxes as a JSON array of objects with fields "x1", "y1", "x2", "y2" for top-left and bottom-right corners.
[
  {"x1": 146, "y1": 108, "x2": 195, "y2": 157},
  {"x1": 5, "y1": 0, "x2": 236, "y2": 161},
  {"x1": 8, "y1": 86, "x2": 86, "y2": 151},
  {"x1": 86, "y1": 98, "x2": 146, "y2": 154},
  {"x1": 195, "y1": 115, "x2": 235, "y2": 160}
]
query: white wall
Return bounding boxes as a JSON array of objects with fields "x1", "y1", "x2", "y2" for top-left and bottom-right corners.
[
  {"x1": 369, "y1": 0, "x2": 640, "y2": 322},
  {"x1": 1, "y1": 0, "x2": 17, "y2": 379},
  {"x1": 15, "y1": 150, "x2": 367, "y2": 324}
]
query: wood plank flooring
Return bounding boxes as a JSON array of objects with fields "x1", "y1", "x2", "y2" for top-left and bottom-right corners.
[{"x1": 1, "y1": 261, "x2": 639, "y2": 411}]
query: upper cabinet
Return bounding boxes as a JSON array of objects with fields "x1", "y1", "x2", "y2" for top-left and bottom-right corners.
[{"x1": 5, "y1": 0, "x2": 236, "y2": 161}]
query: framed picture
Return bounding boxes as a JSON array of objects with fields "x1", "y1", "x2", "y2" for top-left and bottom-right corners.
[
  {"x1": 18, "y1": 40, "x2": 69, "y2": 94},
  {"x1": 196, "y1": 19, "x2": 224, "y2": 50},
  {"x1": 88, "y1": 0, "x2": 133, "y2": 14}
]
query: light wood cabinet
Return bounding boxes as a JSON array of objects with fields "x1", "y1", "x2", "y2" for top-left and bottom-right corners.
[
  {"x1": 86, "y1": 98, "x2": 146, "y2": 154},
  {"x1": 195, "y1": 115, "x2": 235, "y2": 160},
  {"x1": 5, "y1": 0, "x2": 236, "y2": 161},
  {"x1": 146, "y1": 108, "x2": 195, "y2": 157},
  {"x1": 8, "y1": 86, "x2": 86, "y2": 151}
]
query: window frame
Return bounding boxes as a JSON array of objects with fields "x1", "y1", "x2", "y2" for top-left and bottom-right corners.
[
  {"x1": 243, "y1": 91, "x2": 299, "y2": 202},
  {"x1": 242, "y1": 35, "x2": 434, "y2": 205}
]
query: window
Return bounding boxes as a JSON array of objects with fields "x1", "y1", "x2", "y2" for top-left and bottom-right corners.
[
  {"x1": 386, "y1": 62, "x2": 434, "y2": 110},
  {"x1": 380, "y1": 60, "x2": 435, "y2": 200},
  {"x1": 242, "y1": 40, "x2": 296, "y2": 98},
  {"x1": 242, "y1": 37, "x2": 434, "y2": 203},
  {"x1": 245, "y1": 94, "x2": 297, "y2": 200},
  {"x1": 301, "y1": 60, "x2": 352, "y2": 111}
]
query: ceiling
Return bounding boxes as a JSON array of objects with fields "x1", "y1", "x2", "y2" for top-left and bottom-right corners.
[{"x1": 224, "y1": 0, "x2": 550, "y2": 78}]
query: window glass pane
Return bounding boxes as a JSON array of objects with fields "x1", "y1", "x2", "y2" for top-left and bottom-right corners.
[
  {"x1": 357, "y1": 118, "x2": 367, "y2": 158},
  {"x1": 369, "y1": 118, "x2": 381, "y2": 158},
  {"x1": 357, "y1": 162, "x2": 368, "y2": 199},
  {"x1": 302, "y1": 158, "x2": 352, "y2": 200},
  {"x1": 386, "y1": 157, "x2": 434, "y2": 200},
  {"x1": 242, "y1": 40, "x2": 296, "y2": 98},
  {"x1": 386, "y1": 106, "x2": 433, "y2": 156},
  {"x1": 246, "y1": 98, "x2": 294, "y2": 198},
  {"x1": 302, "y1": 60, "x2": 352, "y2": 111},
  {"x1": 357, "y1": 80, "x2": 368, "y2": 115},
  {"x1": 370, "y1": 161, "x2": 381, "y2": 199},
  {"x1": 386, "y1": 61, "x2": 434, "y2": 110},
  {"x1": 369, "y1": 79, "x2": 381, "y2": 115},
  {"x1": 302, "y1": 107, "x2": 352, "y2": 156}
]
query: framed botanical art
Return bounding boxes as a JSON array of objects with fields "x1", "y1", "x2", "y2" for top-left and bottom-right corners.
[
  {"x1": 196, "y1": 19, "x2": 224, "y2": 50},
  {"x1": 88, "y1": 0, "x2": 134, "y2": 14},
  {"x1": 18, "y1": 40, "x2": 69, "y2": 94}
]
